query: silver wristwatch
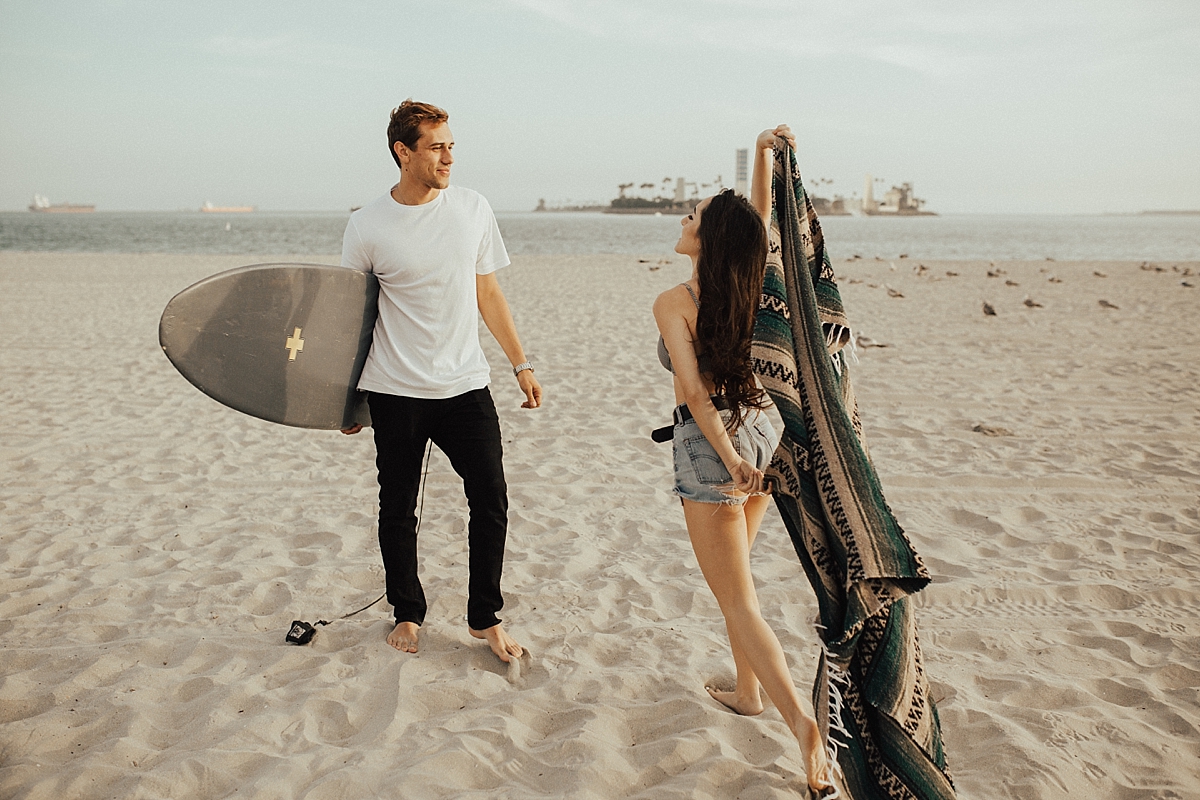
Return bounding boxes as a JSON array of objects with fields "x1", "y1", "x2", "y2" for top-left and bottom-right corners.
[{"x1": 512, "y1": 361, "x2": 534, "y2": 376}]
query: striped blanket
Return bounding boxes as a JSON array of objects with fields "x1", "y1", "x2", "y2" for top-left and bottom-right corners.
[{"x1": 751, "y1": 141, "x2": 956, "y2": 800}]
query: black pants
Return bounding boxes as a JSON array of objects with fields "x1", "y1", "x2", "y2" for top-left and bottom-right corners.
[{"x1": 369, "y1": 388, "x2": 508, "y2": 631}]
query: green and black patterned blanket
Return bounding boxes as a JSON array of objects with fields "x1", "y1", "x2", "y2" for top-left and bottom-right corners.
[{"x1": 751, "y1": 141, "x2": 957, "y2": 800}]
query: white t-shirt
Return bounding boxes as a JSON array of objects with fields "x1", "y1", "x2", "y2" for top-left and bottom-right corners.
[{"x1": 341, "y1": 186, "x2": 510, "y2": 399}]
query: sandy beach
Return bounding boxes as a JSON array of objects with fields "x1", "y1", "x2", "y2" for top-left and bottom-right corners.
[{"x1": 1, "y1": 250, "x2": 1197, "y2": 799}]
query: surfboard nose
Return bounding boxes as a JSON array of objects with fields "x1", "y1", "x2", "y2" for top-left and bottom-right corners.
[{"x1": 159, "y1": 262, "x2": 378, "y2": 430}]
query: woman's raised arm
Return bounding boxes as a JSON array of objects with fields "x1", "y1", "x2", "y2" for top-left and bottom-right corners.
[{"x1": 750, "y1": 124, "x2": 795, "y2": 224}]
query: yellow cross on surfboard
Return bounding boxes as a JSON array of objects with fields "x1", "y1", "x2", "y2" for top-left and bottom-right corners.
[{"x1": 285, "y1": 327, "x2": 305, "y2": 361}]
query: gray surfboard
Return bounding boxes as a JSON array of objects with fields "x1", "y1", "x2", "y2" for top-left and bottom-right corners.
[{"x1": 159, "y1": 262, "x2": 378, "y2": 430}]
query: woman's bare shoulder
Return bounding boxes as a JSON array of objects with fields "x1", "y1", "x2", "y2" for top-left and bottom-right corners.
[{"x1": 654, "y1": 282, "x2": 697, "y2": 312}]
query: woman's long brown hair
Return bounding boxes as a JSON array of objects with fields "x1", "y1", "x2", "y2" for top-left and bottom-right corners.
[{"x1": 695, "y1": 189, "x2": 769, "y2": 429}]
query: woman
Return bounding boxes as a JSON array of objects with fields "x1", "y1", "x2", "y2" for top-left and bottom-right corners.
[{"x1": 653, "y1": 125, "x2": 837, "y2": 798}]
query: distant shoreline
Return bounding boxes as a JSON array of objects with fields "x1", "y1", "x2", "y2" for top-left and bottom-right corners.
[{"x1": 5, "y1": 208, "x2": 1200, "y2": 216}]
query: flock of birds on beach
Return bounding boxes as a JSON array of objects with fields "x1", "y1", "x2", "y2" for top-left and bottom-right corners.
[
  {"x1": 832, "y1": 255, "x2": 1194, "y2": 317},
  {"x1": 637, "y1": 252, "x2": 1194, "y2": 337},
  {"x1": 841, "y1": 256, "x2": 1195, "y2": 442}
]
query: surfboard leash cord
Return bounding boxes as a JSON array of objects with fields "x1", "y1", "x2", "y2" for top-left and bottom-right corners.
[{"x1": 286, "y1": 439, "x2": 433, "y2": 645}]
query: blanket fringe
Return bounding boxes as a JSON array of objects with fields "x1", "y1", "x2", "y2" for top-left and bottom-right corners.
[
  {"x1": 819, "y1": 632, "x2": 854, "y2": 767},
  {"x1": 824, "y1": 324, "x2": 858, "y2": 375},
  {"x1": 846, "y1": 331, "x2": 860, "y2": 364}
]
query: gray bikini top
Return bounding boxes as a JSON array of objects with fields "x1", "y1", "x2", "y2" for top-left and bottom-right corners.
[{"x1": 658, "y1": 283, "x2": 713, "y2": 374}]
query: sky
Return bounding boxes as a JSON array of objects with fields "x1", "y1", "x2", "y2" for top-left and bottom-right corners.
[{"x1": 1, "y1": 0, "x2": 1198, "y2": 214}]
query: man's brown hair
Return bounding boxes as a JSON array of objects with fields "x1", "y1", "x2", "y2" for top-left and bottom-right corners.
[{"x1": 387, "y1": 99, "x2": 449, "y2": 168}]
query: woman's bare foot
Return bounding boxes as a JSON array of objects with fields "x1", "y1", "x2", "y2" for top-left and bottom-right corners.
[
  {"x1": 386, "y1": 621, "x2": 420, "y2": 653},
  {"x1": 793, "y1": 715, "x2": 835, "y2": 795},
  {"x1": 705, "y1": 685, "x2": 765, "y2": 716},
  {"x1": 469, "y1": 623, "x2": 523, "y2": 662}
]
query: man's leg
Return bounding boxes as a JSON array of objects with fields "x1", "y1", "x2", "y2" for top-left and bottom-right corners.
[
  {"x1": 431, "y1": 388, "x2": 522, "y2": 661},
  {"x1": 369, "y1": 392, "x2": 431, "y2": 650}
]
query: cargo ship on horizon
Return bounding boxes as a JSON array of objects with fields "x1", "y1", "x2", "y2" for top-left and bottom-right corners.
[
  {"x1": 29, "y1": 194, "x2": 94, "y2": 213},
  {"x1": 201, "y1": 201, "x2": 255, "y2": 213}
]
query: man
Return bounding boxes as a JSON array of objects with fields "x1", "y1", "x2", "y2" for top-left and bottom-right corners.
[{"x1": 340, "y1": 99, "x2": 541, "y2": 663}]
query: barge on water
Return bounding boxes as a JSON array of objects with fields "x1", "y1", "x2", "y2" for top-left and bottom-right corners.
[
  {"x1": 29, "y1": 195, "x2": 95, "y2": 213},
  {"x1": 201, "y1": 202, "x2": 255, "y2": 213}
]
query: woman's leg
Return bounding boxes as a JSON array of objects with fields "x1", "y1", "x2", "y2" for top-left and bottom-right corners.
[
  {"x1": 742, "y1": 492, "x2": 771, "y2": 549},
  {"x1": 683, "y1": 498, "x2": 831, "y2": 791},
  {"x1": 706, "y1": 494, "x2": 772, "y2": 714}
]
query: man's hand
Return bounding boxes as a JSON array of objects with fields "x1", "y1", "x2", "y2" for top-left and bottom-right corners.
[
  {"x1": 341, "y1": 424, "x2": 363, "y2": 435},
  {"x1": 517, "y1": 370, "x2": 542, "y2": 409}
]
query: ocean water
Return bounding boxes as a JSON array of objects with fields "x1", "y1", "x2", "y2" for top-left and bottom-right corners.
[{"x1": 0, "y1": 210, "x2": 1196, "y2": 261}]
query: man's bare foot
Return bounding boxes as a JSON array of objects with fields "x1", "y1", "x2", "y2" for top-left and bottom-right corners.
[
  {"x1": 705, "y1": 686, "x2": 765, "y2": 716},
  {"x1": 386, "y1": 621, "x2": 420, "y2": 653},
  {"x1": 469, "y1": 623, "x2": 524, "y2": 663}
]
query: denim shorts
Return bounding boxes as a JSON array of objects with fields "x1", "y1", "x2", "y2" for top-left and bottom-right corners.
[{"x1": 672, "y1": 408, "x2": 779, "y2": 505}]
